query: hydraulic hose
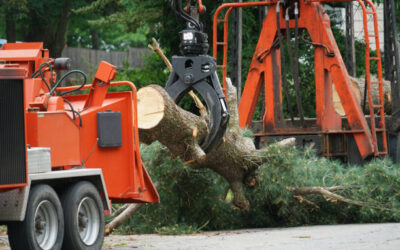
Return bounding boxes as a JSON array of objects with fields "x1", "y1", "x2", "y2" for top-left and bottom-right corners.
[
  {"x1": 285, "y1": 5, "x2": 305, "y2": 126},
  {"x1": 277, "y1": 1, "x2": 295, "y2": 123}
]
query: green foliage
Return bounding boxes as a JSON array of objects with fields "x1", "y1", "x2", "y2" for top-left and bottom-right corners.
[
  {"x1": 72, "y1": 0, "x2": 118, "y2": 15},
  {"x1": 111, "y1": 142, "x2": 400, "y2": 235},
  {"x1": 253, "y1": 144, "x2": 400, "y2": 225},
  {"x1": 111, "y1": 53, "x2": 170, "y2": 92},
  {"x1": 69, "y1": 0, "x2": 153, "y2": 50},
  {"x1": 111, "y1": 142, "x2": 236, "y2": 235},
  {"x1": 1, "y1": 0, "x2": 27, "y2": 15}
]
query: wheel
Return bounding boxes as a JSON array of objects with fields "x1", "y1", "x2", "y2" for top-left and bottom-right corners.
[
  {"x1": 61, "y1": 181, "x2": 104, "y2": 250},
  {"x1": 8, "y1": 184, "x2": 64, "y2": 250}
]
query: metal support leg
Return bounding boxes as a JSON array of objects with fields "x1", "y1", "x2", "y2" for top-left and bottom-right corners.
[
  {"x1": 384, "y1": 0, "x2": 400, "y2": 110},
  {"x1": 231, "y1": 3, "x2": 243, "y2": 101},
  {"x1": 345, "y1": 2, "x2": 356, "y2": 77}
]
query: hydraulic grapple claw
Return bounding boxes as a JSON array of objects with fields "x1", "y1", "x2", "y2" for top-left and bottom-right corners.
[
  {"x1": 166, "y1": 0, "x2": 229, "y2": 154},
  {"x1": 165, "y1": 55, "x2": 229, "y2": 153}
]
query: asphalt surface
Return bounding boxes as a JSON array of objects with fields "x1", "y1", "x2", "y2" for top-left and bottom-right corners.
[
  {"x1": 103, "y1": 223, "x2": 400, "y2": 250},
  {"x1": 1, "y1": 223, "x2": 399, "y2": 249}
]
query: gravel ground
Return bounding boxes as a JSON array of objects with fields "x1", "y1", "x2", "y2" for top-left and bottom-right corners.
[{"x1": 0, "y1": 223, "x2": 399, "y2": 249}]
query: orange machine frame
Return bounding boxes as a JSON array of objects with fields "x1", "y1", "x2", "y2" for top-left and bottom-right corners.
[
  {"x1": 0, "y1": 42, "x2": 159, "y2": 204},
  {"x1": 213, "y1": 0, "x2": 387, "y2": 159}
]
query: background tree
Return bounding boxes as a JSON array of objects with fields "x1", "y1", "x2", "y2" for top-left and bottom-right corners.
[
  {"x1": 68, "y1": 0, "x2": 150, "y2": 50},
  {"x1": 0, "y1": 0, "x2": 93, "y2": 57},
  {"x1": 1, "y1": 0, "x2": 27, "y2": 43}
]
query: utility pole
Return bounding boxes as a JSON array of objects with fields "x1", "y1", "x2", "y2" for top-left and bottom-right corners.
[
  {"x1": 231, "y1": 0, "x2": 243, "y2": 101},
  {"x1": 345, "y1": 3, "x2": 356, "y2": 77},
  {"x1": 259, "y1": 6, "x2": 267, "y2": 31},
  {"x1": 259, "y1": 6, "x2": 267, "y2": 117},
  {"x1": 384, "y1": 0, "x2": 400, "y2": 110}
]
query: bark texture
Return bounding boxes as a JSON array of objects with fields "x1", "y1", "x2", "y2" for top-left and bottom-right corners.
[
  {"x1": 5, "y1": 14, "x2": 16, "y2": 43},
  {"x1": 23, "y1": 0, "x2": 72, "y2": 57},
  {"x1": 333, "y1": 77, "x2": 392, "y2": 115},
  {"x1": 138, "y1": 80, "x2": 259, "y2": 210},
  {"x1": 91, "y1": 29, "x2": 100, "y2": 50},
  {"x1": 105, "y1": 204, "x2": 143, "y2": 236},
  {"x1": 289, "y1": 186, "x2": 391, "y2": 211},
  {"x1": 352, "y1": 77, "x2": 392, "y2": 114}
]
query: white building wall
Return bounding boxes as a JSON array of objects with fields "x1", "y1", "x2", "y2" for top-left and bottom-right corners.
[
  {"x1": 326, "y1": 3, "x2": 384, "y2": 51},
  {"x1": 352, "y1": 2, "x2": 384, "y2": 51}
]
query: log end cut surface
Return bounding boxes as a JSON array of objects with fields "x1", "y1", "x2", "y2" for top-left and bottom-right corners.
[{"x1": 138, "y1": 87, "x2": 166, "y2": 129}]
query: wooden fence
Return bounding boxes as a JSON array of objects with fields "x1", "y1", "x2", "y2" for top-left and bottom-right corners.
[{"x1": 61, "y1": 47, "x2": 151, "y2": 75}]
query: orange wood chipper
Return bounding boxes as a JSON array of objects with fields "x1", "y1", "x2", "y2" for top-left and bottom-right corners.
[{"x1": 0, "y1": 42, "x2": 159, "y2": 249}]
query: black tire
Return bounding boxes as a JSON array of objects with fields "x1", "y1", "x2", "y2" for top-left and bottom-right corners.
[
  {"x1": 8, "y1": 184, "x2": 64, "y2": 250},
  {"x1": 60, "y1": 181, "x2": 104, "y2": 250}
]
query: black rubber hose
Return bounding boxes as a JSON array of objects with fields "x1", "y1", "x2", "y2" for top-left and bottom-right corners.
[
  {"x1": 170, "y1": 0, "x2": 201, "y2": 30},
  {"x1": 63, "y1": 98, "x2": 82, "y2": 127},
  {"x1": 50, "y1": 70, "x2": 87, "y2": 96},
  {"x1": 285, "y1": 7, "x2": 304, "y2": 126},
  {"x1": 31, "y1": 62, "x2": 54, "y2": 91},
  {"x1": 293, "y1": 3, "x2": 305, "y2": 125},
  {"x1": 277, "y1": 2, "x2": 295, "y2": 123}
]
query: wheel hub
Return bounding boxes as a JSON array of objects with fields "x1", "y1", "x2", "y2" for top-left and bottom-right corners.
[
  {"x1": 76, "y1": 197, "x2": 100, "y2": 245},
  {"x1": 35, "y1": 216, "x2": 46, "y2": 232},
  {"x1": 79, "y1": 212, "x2": 89, "y2": 229},
  {"x1": 34, "y1": 200, "x2": 58, "y2": 250}
]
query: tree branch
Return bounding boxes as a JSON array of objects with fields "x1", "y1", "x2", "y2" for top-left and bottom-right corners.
[
  {"x1": 105, "y1": 203, "x2": 143, "y2": 236},
  {"x1": 148, "y1": 38, "x2": 208, "y2": 119},
  {"x1": 289, "y1": 186, "x2": 392, "y2": 211}
]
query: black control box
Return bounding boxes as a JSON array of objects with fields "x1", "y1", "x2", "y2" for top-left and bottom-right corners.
[{"x1": 97, "y1": 111, "x2": 122, "y2": 148}]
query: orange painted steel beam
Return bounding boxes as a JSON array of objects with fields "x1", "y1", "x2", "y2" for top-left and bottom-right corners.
[
  {"x1": 356, "y1": 0, "x2": 387, "y2": 155},
  {"x1": 212, "y1": 0, "x2": 383, "y2": 158},
  {"x1": 213, "y1": 1, "x2": 274, "y2": 96}
]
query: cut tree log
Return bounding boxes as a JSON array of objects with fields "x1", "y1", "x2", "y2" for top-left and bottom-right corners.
[
  {"x1": 333, "y1": 77, "x2": 392, "y2": 115},
  {"x1": 110, "y1": 204, "x2": 128, "y2": 218},
  {"x1": 135, "y1": 78, "x2": 388, "y2": 215},
  {"x1": 105, "y1": 182, "x2": 159, "y2": 235},
  {"x1": 105, "y1": 203, "x2": 143, "y2": 236},
  {"x1": 354, "y1": 77, "x2": 392, "y2": 114},
  {"x1": 134, "y1": 40, "x2": 384, "y2": 216},
  {"x1": 137, "y1": 79, "x2": 260, "y2": 210}
]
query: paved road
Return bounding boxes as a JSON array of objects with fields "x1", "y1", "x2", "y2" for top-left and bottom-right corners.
[
  {"x1": 1, "y1": 223, "x2": 399, "y2": 249},
  {"x1": 104, "y1": 223, "x2": 400, "y2": 250}
]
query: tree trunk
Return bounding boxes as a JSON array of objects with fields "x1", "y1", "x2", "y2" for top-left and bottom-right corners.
[
  {"x1": 135, "y1": 78, "x2": 382, "y2": 218},
  {"x1": 135, "y1": 42, "x2": 379, "y2": 215},
  {"x1": 52, "y1": 0, "x2": 72, "y2": 58},
  {"x1": 23, "y1": 0, "x2": 72, "y2": 58},
  {"x1": 137, "y1": 80, "x2": 260, "y2": 210},
  {"x1": 5, "y1": 14, "x2": 16, "y2": 43},
  {"x1": 333, "y1": 77, "x2": 392, "y2": 115},
  {"x1": 352, "y1": 77, "x2": 392, "y2": 115},
  {"x1": 90, "y1": 29, "x2": 100, "y2": 50},
  {"x1": 105, "y1": 203, "x2": 143, "y2": 236}
]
